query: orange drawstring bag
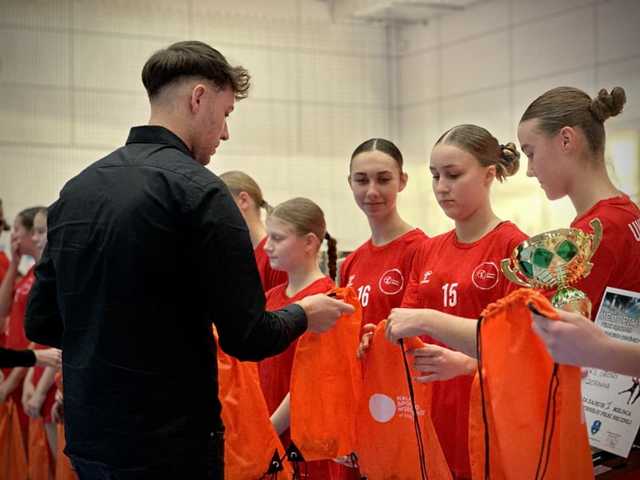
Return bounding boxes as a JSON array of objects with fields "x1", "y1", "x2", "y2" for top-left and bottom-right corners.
[
  {"x1": 470, "y1": 288, "x2": 593, "y2": 480},
  {"x1": 55, "y1": 422, "x2": 77, "y2": 480},
  {"x1": 289, "y1": 287, "x2": 363, "y2": 462},
  {"x1": 214, "y1": 328, "x2": 292, "y2": 480},
  {"x1": 355, "y1": 321, "x2": 452, "y2": 480},
  {"x1": 0, "y1": 398, "x2": 28, "y2": 479},
  {"x1": 28, "y1": 417, "x2": 53, "y2": 480}
]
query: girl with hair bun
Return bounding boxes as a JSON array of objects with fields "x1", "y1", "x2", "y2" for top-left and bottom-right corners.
[
  {"x1": 518, "y1": 86, "x2": 640, "y2": 317},
  {"x1": 220, "y1": 170, "x2": 287, "y2": 291},
  {"x1": 397, "y1": 124, "x2": 528, "y2": 479},
  {"x1": 258, "y1": 197, "x2": 341, "y2": 478}
]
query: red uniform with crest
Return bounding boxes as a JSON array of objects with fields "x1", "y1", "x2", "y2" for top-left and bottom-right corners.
[
  {"x1": 571, "y1": 195, "x2": 640, "y2": 318},
  {"x1": 339, "y1": 229, "x2": 427, "y2": 326},
  {"x1": 254, "y1": 237, "x2": 288, "y2": 292},
  {"x1": 401, "y1": 221, "x2": 527, "y2": 479}
]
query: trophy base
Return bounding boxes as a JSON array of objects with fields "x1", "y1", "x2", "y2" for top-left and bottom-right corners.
[{"x1": 551, "y1": 287, "x2": 592, "y2": 318}]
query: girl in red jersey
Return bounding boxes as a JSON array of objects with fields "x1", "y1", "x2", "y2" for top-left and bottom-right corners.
[
  {"x1": 518, "y1": 86, "x2": 640, "y2": 316},
  {"x1": 0, "y1": 207, "x2": 48, "y2": 433},
  {"x1": 339, "y1": 139, "x2": 426, "y2": 477},
  {"x1": 220, "y1": 170, "x2": 287, "y2": 291},
  {"x1": 399, "y1": 125, "x2": 527, "y2": 480},
  {"x1": 258, "y1": 197, "x2": 340, "y2": 478},
  {"x1": 340, "y1": 138, "x2": 427, "y2": 329},
  {"x1": 21, "y1": 208, "x2": 59, "y2": 475}
]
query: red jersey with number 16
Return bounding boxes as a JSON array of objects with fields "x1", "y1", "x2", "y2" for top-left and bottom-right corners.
[
  {"x1": 402, "y1": 221, "x2": 527, "y2": 479},
  {"x1": 339, "y1": 229, "x2": 427, "y2": 326}
]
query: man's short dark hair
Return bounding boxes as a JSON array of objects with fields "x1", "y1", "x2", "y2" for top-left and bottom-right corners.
[{"x1": 142, "y1": 41, "x2": 250, "y2": 100}]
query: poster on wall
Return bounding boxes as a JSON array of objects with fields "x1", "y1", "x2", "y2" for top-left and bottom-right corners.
[{"x1": 582, "y1": 287, "x2": 640, "y2": 458}]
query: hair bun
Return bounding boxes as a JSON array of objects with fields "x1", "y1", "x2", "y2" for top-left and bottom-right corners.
[
  {"x1": 590, "y1": 87, "x2": 626, "y2": 122},
  {"x1": 496, "y1": 142, "x2": 521, "y2": 181}
]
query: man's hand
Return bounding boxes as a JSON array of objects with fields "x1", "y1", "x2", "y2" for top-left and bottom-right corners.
[
  {"x1": 34, "y1": 348, "x2": 62, "y2": 369},
  {"x1": 296, "y1": 294, "x2": 355, "y2": 333}
]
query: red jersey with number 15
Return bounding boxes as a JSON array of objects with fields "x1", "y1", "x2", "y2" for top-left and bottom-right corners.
[
  {"x1": 339, "y1": 229, "x2": 427, "y2": 326},
  {"x1": 401, "y1": 221, "x2": 527, "y2": 480}
]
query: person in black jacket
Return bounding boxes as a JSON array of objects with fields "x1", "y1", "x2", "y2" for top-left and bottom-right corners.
[{"x1": 24, "y1": 40, "x2": 353, "y2": 480}]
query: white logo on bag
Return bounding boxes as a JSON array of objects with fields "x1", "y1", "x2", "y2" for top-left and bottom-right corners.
[
  {"x1": 369, "y1": 393, "x2": 396, "y2": 423},
  {"x1": 368, "y1": 393, "x2": 424, "y2": 423},
  {"x1": 378, "y1": 269, "x2": 404, "y2": 295}
]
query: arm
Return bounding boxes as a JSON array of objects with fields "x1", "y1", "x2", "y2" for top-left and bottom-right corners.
[
  {"x1": 25, "y1": 366, "x2": 57, "y2": 418},
  {"x1": 0, "y1": 347, "x2": 37, "y2": 368},
  {"x1": 386, "y1": 308, "x2": 479, "y2": 358},
  {"x1": 22, "y1": 367, "x2": 35, "y2": 407},
  {"x1": 25, "y1": 244, "x2": 64, "y2": 348},
  {"x1": 532, "y1": 308, "x2": 640, "y2": 377},
  {"x1": 0, "y1": 367, "x2": 28, "y2": 403},
  {"x1": 270, "y1": 392, "x2": 290, "y2": 436}
]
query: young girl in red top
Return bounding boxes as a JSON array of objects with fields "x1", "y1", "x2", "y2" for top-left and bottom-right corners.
[
  {"x1": 0, "y1": 206, "x2": 49, "y2": 434},
  {"x1": 340, "y1": 138, "x2": 427, "y2": 329},
  {"x1": 21, "y1": 208, "x2": 59, "y2": 475},
  {"x1": 399, "y1": 125, "x2": 527, "y2": 480},
  {"x1": 220, "y1": 170, "x2": 287, "y2": 292},
  {"x1": 518, "y1": 86, "x2": 640, "y2": 316},
  {"x1": 258, "y1": 197, "x2": 340, "y2": 478}
]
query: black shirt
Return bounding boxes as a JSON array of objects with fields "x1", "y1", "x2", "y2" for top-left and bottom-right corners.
[
  {"x1": 25, "y1": 126, "x2": 307, "y2": 468},
  {"x1": 0, "y1": 347, "x2": 36, "y2": 368}
]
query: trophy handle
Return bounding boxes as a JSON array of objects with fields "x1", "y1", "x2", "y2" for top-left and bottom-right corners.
[
  {"x1": 500, "y1": 259, "x2": 531, "y2": 288},
  {"x1": 587, "y1": 218, "x2": 603, "y2": 261}
]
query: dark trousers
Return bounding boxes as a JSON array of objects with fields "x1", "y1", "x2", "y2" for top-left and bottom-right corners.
[{"x1": 71, "y1": 432, "x2": 224, "y2": 480}]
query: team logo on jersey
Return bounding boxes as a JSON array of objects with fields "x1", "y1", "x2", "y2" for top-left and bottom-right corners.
[
  {"x1": 472, "y1": 262, "x2": 499, "y2": 290},
  {"x1": 378, "y1": 268, "x2": 404, "y2": 295},
  {"x1": 420, "y1": 271, "x2": 432, "y2": 284},
  {"x1": 346, "y1": 274, "x2": 356, "y2": 287}
]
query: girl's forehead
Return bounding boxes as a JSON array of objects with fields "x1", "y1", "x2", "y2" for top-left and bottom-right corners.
[
  {"x1": 266, "y1": 216, "x2": 294, "y2": 233},
  {"x1": 351, "y1": 150, "x2": 400, "y2": 173}
]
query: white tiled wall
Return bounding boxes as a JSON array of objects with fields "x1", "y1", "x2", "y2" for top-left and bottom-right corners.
[
  {"x1": 395, "y1": 0, "x2": 640, "y2": 236},
  {"x1": 0, "y1": 0, "x2": 392, "y2": 251},
  {"x1": 1, "y1": 0, "x2": 639, "y2": 253}
]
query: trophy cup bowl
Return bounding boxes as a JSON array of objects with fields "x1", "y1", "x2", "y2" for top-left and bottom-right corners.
[{"x1": 501, "y1": 218, "x2": 603, "y2": 317}]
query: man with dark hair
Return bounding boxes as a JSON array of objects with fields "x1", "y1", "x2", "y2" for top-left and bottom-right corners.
[{"x1": 25, "y1": 41, "x2": 353, "y2": 480}]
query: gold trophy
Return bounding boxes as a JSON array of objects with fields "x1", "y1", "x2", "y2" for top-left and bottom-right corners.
[{"x1": 501, "y1": 218, "x2": 603, "y2": 317}]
